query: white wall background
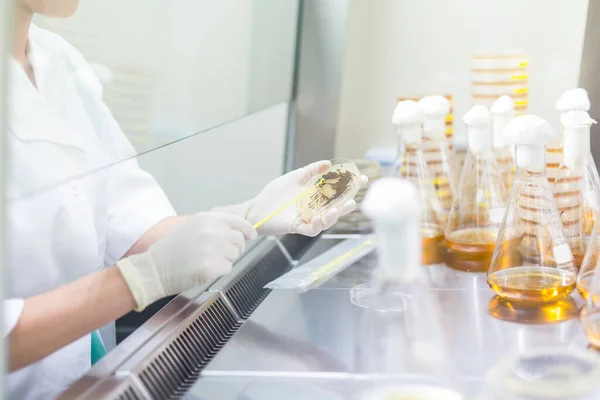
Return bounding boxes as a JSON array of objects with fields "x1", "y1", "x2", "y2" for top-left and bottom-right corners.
[{"x1": 335, "y1": 0, "x2": 589, "y2": 159}]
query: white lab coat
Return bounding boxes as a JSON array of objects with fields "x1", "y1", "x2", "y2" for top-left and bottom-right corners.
[{"x1": 4, "y1": 25, "x2": 176, "y2": 399}]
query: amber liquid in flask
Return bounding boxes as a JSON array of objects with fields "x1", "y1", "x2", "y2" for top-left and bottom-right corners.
[
  {"x1": 443, "y1": 228, "x2": 497, "y2": 272},
  {"x1": 487, "y1": 115, "x2": 578, "y2": 306},
  {"x1": 398, "y1": 147, "x2": 445, "y2": 265}
]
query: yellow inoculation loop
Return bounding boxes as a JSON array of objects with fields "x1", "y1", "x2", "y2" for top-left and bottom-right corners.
[
  {"x1": 511, "y1": 74, "x2": 528, "y2": 80},
  {"x1": 514, "y1": 87, "x2": 529, "y2": 94},
  {"x1": 307, "y1": 239, "x2": 374, "y2": 284},
  {"x1": 253, "y1": 178, "x2": 326, "y2": 230}
]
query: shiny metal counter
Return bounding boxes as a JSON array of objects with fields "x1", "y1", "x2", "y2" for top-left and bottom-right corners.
[{"x1": 186, "y1": 237, "x2": 589, "y2": 399}]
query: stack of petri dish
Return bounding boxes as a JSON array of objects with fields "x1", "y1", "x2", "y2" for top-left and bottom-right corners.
[
  {"x1": 471, "y1": 53, "x2": 529, "y2": 114},
  {"x1": 334, "y1": 159, "x2": 381, "y2": 233}
]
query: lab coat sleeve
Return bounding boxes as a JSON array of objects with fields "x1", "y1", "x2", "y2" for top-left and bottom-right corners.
[
  {"x1": 43, "y1": 27, "x2": 177, "y2": 265},
  {"x1": 100, "y1": 107, "x2": 176, "y2": 266},
  {"x1": 3, "y1": 298, "x2": 24, "y2": 337}
]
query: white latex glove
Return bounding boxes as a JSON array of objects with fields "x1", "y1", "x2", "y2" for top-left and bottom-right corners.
[
  {"x1": 117, "y1": 213, "x2": 257, "y2": 311},
  {"x1": 244, "y1": 160, "x2": 367, "y2": 237}
]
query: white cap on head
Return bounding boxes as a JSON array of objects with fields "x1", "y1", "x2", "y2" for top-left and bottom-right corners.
[
  {"x1": 362, "y1": 178, "x2": 420, "y2": 221},
  {"x1": 392, "y1": 100, "x2": 424, "y2": 144},
  {"x1": 419, "y1": 96, "x2": 451, "y2": 139},
  {"x1": 503, "y1": 115, "x2": 558, "y2": 172},
  {"x1": 463, "y1": 105, "x2": 492, "y2": 154},
  {"x1": 491, "y1": 96, "x2": 515, "y2": 149},
  {"x1": 556, "y1": 88, "x2": 591, "y2": 126}
]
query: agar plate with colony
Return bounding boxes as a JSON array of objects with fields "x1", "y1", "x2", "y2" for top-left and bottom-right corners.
[{"x1": 297, "y1": 158, "x2": 361, "y2": 221}]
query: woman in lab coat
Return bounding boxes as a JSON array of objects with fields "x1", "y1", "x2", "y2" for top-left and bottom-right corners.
[{"x1": 6, "y1": 1, "x2": 360, "y2": 399}]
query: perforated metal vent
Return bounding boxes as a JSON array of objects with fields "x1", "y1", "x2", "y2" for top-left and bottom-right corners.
[
  {"x1": 137, "y1": 296, "x2": 241, "y2": 399},
  {"x1": 225, "y1": 245, "x2": 290, "y2": 319}
]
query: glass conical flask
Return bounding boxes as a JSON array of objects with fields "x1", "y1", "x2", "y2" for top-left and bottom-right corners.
[
  {"x1": 355, "y1": 178, "x2": 464, "y2": 400},
  {"x1": 478, "y1": 347, "x2": 600, "y2": 400},
  {"x1": 491, "y1": 95, "x2": 516, "y2": 193},
  {"x1": 418, "y1": 95, "x2": 456, "y2": 218},
  {"x1": 554, "y1": 111, "x2": 599, "y2": 268},
  {"x1": 581, "y1": 235, "x2": 600, "y2": 348},
  {"x1": 578, "y1": 220, "x2": 600, "y2": 301},
  {"x1": 443, "y1": 105, "x2": 507, "y2": 272},
  {"x1": 392, "y1": 100, "x2": 445, "y2": 265},
  {"x1": 549, "y1": 88, "x2": 591, "y2": 184},
  {"x1": 487, "y1": 115, "x2": 577, "y2": 305}
]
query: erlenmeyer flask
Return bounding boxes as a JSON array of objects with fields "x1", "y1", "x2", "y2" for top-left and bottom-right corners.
[
  {"x1": 550, "y1": 88, "x2": 591, "y2": 184},
  {"x1": 491, "y1": 95, "x2": 516, "y2": 193},
  {"x1": 443, "y1": 105, "x2": 507, "y2": 272},
  {"x1": 392, "y1": 100, "x2": 445, "y2": 265},
  {"x1": 487, "y1": 115, "x2": 577, "y2": 305},
  {"x1": 554, "y1": 111, "x2": 599, "y2": 268},
  {"x1": 478, "y1": 347, "x2": 600, "y2": 400},
  {"x1": 578, "y1": 221, "x2": 600, "y2": 300},
  {"x1": 355, "y1": 178, "x2": 464, "y2": 400},
  {"x1": 418, "y1": 95, "x2": 456, "y2": 218}
]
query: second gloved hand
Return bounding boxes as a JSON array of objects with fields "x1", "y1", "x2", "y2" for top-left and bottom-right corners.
[
  {"x1": 245, "y1": 161, "x2": 368, "y2": 237},
  {"x1": 117, "y1": 213, "x2": 257, "y2": 311}
]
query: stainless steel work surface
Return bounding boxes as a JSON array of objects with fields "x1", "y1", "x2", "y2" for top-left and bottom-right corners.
[{"x1": 183, "y1": 238, "x2": 590, "y2": 399}]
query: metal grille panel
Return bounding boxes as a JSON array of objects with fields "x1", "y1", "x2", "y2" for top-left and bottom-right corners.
[
  {"x1": 116, "y1": 386, "x2": 144, "y2": 400},
  {"x1": 225, "y1": 245, "x2": 289, "y2": 319},
  {"x1": 137, "y1": 296, "x2": 240, "y2": 399}
]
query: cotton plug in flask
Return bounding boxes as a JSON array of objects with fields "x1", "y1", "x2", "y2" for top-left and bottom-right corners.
[
  {"x1": 554, "y1": 111, "x2": 600, "y2": 268},
  {"x1": 443, "y1": 105, "x2": 507, "y2": 272},
  {"x1": 487, "y1": 115, "x2": 577, "y2": 305},
  {"x1": 355, "y1": 178, "x2": 464, "y2": 400},
  {"x1": 418, "y1": 95, "x2": 456, "y2": 218},
  {"x1": 491, "y1": 95, "x2": 516, "y2": 193},
  {"x1": 550, "y1": 88, "x2": 591, "y2": 184},
  {"x1": 392, "y1": 100, "x2": 445, "y2": 265}
]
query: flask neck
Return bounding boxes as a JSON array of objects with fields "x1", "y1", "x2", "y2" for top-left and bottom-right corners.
[
  {"x1": 423, "y1": 118, "x2": 445, "y2": 139},
  {"x1": 397, "y1": 125, "x2": 423, "y2": 147},
  {"x1": 492, "y1": 114, "x2": 511, "y2": 149},
  {"x1": 467, "y1": 125, "x2": 493, "y2": 156},
  {"x1": 515, "y1": 144, "x2": 546, "y2": 173},
  {"x1": 563, "y1": 125, "x2": 592, "y2": 167},
  {"x1": 373, "y1": 218, "x2": 421, "y2": 283}
]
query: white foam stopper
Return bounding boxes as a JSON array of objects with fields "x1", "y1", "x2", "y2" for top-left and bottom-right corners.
[
  {"x1": 393, "y1": 100, "x2": 424, "y2": 145},
  {"x1": 557, "y1": 88, "x2": 591, "y2": 127},
  {"x1": 463, "y1": 105, "x2": 492, "y2": 155},
  {"x1": 363, "y1": 178, "x2": 420, "y2": 221},
  {"x1": 562, "y1": 110, "x2": 597, "y2": 165},
  {"x1": 556, "y1": 88, "x2": 591, "y2": 113},
  {"x1": 362, "y1": 178, "x2": 421, "y2": 279},
  {"x1": 419, "y1": 95, "x2": 451, "y2": 139},
  {"x1": 491, "y1": 96, "x2": 515, "y2": 149},
  {"x1": 503, "y1": 115, "x2": 558, "y2": 172}
]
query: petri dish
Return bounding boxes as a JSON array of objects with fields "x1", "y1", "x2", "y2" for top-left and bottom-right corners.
[
  {"x1": 482, "y1": 347, "x2": 600, "y2": 399},
  {"x1": 298, "y1": 158, "x2": 361, "y2": 221}
]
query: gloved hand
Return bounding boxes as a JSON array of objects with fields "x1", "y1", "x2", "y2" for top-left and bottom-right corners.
[
  {"x1": 117, "y1": 213, "x2": 257, "y2": 311},
  {"x1": 216, "y1": 160, "x2": 367, "y2": 237}
]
